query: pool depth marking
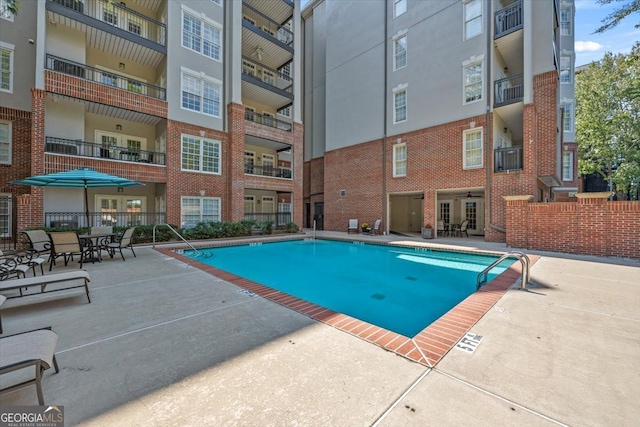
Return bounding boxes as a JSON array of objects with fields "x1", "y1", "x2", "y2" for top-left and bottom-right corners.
[{"x1": 157, "y1": 241, "x2": 538, "y2": 366}]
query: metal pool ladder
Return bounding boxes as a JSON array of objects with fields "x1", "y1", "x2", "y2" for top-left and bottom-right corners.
[
  {"x1": 151, "y1": 224, "x2": 211, "y2": 258},
  {"x1": 477, "y1": 251, "x2": 530, "y2": 291}
]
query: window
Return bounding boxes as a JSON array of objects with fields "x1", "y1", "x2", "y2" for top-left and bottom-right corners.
[
  {"x1": 0, "y1": 42, "x2": 14, "y2": 92},
  {"x1": 562, "y1": 151, "x2": 574, "y2": 181},
  {"x1": 394, "y1": 35, "x2": 407, "y2": 70},
  {"x1": 181, "y1": 197, "x2": 221, "y2": 227},
  {"x1": 393, "y1": 87, "x2": 407, "y2": 123},
  {"x1": 279, "y1": 62, "x2": 292, "y2": 81},
  {"x1": 0, "y1": 120, "x2": 11, "y2": 165},
  {"x1": 560, "y1": 7, "x2": 572, "y2": 36},
  {"x1": 1, "y1": 0, "x2": 14, "y2": 21},
  {"x1": 394, "y1": 0, "x2": 406, "y2": 17},
  {"x1": 182, "y1": 12, "x2": 221, "y2": 61},
  {"x1": 181, "y1": 71, "x2": 221, "y2": 117},
  {"x1": 181, "y1": 134, "x2": 221, "y2": 174},
  {"x1": 127, "y1": 139, "x2": 141, "y2": 152},
  {"x1": 561, "y1": 103, "x2": 573, "y2": 132},
  {"x1": 464, "y1": 60, "x2": 483, "y2": 104},
  {"x1": 277, "y1": 105, "x2": 291, "y2": 118},
  {"x1": 211, "y1": 0, "x2": 222, "y2": 5},
  {"x1": 0, "y1": 193, "x2": 11, "y2": 237},
  {"x1": 463, "y1": 128, "x2": 483, "y2": 169},
  {"x1": 560, "y1": 55, "x2": 572, "y2": 84},
  {"x1": 393, "y1": 143, "x2": 407, "y2": 177},
  {"x1": 464, "y1": 0, "x2": 482, "y2": 40}
]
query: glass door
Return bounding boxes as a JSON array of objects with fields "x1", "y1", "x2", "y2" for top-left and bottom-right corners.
[
  {"x1": 460, "y1": 199, "x2": 484, "y2": 235},
  {"x1": 96, "y1": 195, "x2": 146, "y2": 227}
]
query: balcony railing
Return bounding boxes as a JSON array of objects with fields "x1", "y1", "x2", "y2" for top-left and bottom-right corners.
[
  {"x1": 45, "y1": 212, "x2": 166, "y2": 229},
  {"x1": 242, "y1": 4, "x2": 293, "y2": 47},
  {"x1": 245, "y1": 163, "x2": 292, "y2": 179},
  {"x1": 245, "y1": 110, "x2": 293, "y2": 132},
  {"x1": 242, "y1": 56, "x2": 293, "y2": 95},
  {"x1": 49, "y1": 0, "x2": 166, "y2": 46},
  {"x1": 46, "y1": 54, "x2": 166, "y2": 100},
  {"x1": 494, "y1": 74, "x2": 524, "y2": 107},
  {"x1": 244, "y1": 212, "x2": 292, "y2": 229},
  {"x1": 495, "y1": 0, "x2": 522, "y2": 39},
  {"x1": 45, "y1": 136, "x2": 166, "y2": 166},
  {"x1": 494, "y1": 145, "x2": 523, "y2": 172}
]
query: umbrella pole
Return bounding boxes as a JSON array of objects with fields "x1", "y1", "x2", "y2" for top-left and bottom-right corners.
[{"x1": 84, "y1": 182, "x2": 91, "y2": 230}]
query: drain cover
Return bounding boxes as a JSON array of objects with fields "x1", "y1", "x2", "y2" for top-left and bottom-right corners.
[{"x1": 371, "y1": 293, "x2": 386, "y2": 300}]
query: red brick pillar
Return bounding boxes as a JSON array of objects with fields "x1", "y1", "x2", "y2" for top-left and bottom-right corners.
[
  {"x1": 575, "y1": 192, "x2": 610, "y2": 257},
  {"x1": 227, "y1": 102, "x2": 246, "y2": 222},
  {"x1": 29, "y1": 89, "x2": 46, "y2": 226},
  {"x1": 16, "y1": 194, "x2": 36, "y2": 235},
  {"x1": 503, "y1": 195, "x2": 532, "y2": 249}
]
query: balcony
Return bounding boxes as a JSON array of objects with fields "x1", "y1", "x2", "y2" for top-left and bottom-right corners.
[
  {"x1": 494, "y1": 145, "x2": 523, "y2": 172},
  {"x1": 243, "y1": 212, "x2": 293, "y2": 230},
  {"x1": 46, "y1": 55, "x2": 166, "y2": 100},
  {"x1": 245, "y1": 110, "x2": 292, "y2": 132},
  {"x1": 45, "y1": 136, "x2": 166, "y2": 166},
  {"x1": 242, "y1": 56, "x2": 293, "y2": 108},
  {"x1": 245, "y1": 163, "x2": 292, "y2": 179},
  {"x1": 242, "y1": 3, "x2": 293, "y2": 72},
  {"x1": 46, "y1": 0, "x2": 166, "y2": 67},
  {"x1": 494, "y1": 74, "x2": 523, "y2": 107},
  {"x1": 45, "y1": 211, "x2": 166, "y2": 229},
  {"x1": 495, "y1": 0, "x2": 522, "y2": 39}
]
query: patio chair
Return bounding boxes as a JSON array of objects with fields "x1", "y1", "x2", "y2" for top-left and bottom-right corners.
[
  {"x1": 0, "y1": 249, "x2": 45, "y2": 276},
  {"x1": 90, "y1": 226, "x2": 114, "y2": 256},
  {"x1": 347, "y1": 219, "x2": 358, "y2": 234},
  {"x1": 459, "y1": 220, "x2": 469, "y2": 237},
  {"x1": 371, "y1": 219, "x2": 382, "y2": 235},
  {"x1": 105, "y1": 227, "x2": 137, "y2": 261},
  {"x1": 437, "y1": 220, "x2": 447, "y2": 237},
  {"x1": 0, "y1": 255, "x2": 29, "y2": 279},
  {"x1": 48, "y1": 231, "x2": 92, "y2": 271},
  {"x1": 21, "y1": 230, "x2": 52, "y2": 258}
]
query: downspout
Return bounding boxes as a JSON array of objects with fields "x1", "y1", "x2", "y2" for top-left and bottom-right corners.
[
  {"x1": 382, "y1": 1, "x2": 388, "y2": 234},
  {"x1": 485, "y1": 0, "x2": 506, "y2": 234}
]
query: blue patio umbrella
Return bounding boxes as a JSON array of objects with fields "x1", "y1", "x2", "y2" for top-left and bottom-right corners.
[{"x1": 11, "y1": 168, "x2": 144, "y2": 228}]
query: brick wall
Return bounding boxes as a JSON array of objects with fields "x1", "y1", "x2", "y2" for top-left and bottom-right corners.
[
  {"x1": 0, "y1": 107, "x2": 31, "y2": 195},
  {"x1": 504, "y1": 193, "x2": 640, "y2": 260},
  {"x1": 533, "y1": 71, "x2": 558, "y2": 179}
]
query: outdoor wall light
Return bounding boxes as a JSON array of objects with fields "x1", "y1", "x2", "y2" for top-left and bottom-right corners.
[
  {"x1": 119, "y1": 62, "x2": 126, "y2": 69},
  {"x1": 503, "y1": 127, "x2": 508, "y2": 133},
  {"x1": 200, "y1": 190, "x2": 206, "y2": 196},
  {"x1": 116, "y1": 124, "x2": 122, "y2": 130},
  {"x1": 118, "y1": 187, "x2": 123, "y2": 193}
]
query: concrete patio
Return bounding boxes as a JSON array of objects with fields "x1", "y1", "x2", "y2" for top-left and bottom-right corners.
[{"x1": 0, "y1": 232, "x2": 638, "y2": 426}]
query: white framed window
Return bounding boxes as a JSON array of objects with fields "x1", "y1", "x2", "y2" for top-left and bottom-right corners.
[
  {"x1": 182, "y1": 11, "x2": 222, "y2": 61},
  {"x1": 181, "y1": 134, "x2": 221, "y2": 174},
  {"x1": 393, "y1": 86, "x2": 407, "y2": 123},
  {"x1": 562, "y1": 151, "x2": 574, "y2": 181},
  {"x1": 0, "y1": 42, "x2": 14, "y2": 93},
  {"x1": 393, "y1": 143, "x2": 407, "y2": 177},
  {"x1": 277, "y1": 105, "x2": 291, "y2": 118},
  {"x1": 463, "y1": 128, "x2": 483, "y2": 169},
  {"x1": 0, "y1": 120, "x2": 11, "y2": 165},
  {"x1": 211, "y1": 0, "x2": 222, "y2": 5},
  {"x1": 394, "y1": 0, "x2": 406, "y2": 18},
  {"x1": 561, "y1": 103, "x2": 573, "y2": 132},
  {"x1": 464, "y1": 0, "x2": 482, "y2": 40},
  {"x1": 279, "y1": 62, "x2": 292, "y2": 81},
  {"x1": 181, "y1": 71, "x2": 221, "y2": 117},
  {"x1": 560, "y1": 7, "x2": 572, "y2": 36},
  {"x1": 181, "y1": 196, "x2": 221, "y2": 227},
  {"x1": 560, "y1": 55, "x2": 572, "y2": 84},
  {"x1": 0, "y1": 192, "x2": 12, "y2": 237},
  {"x1": 393, "y1": 34, "x2": 407, "y2": 71},
  {"x1": 463, "y1": 59, "x2": 483, "y2": 104},
  {"x1": 1, "y1": 0, "x2": 14, "y2": 21}
]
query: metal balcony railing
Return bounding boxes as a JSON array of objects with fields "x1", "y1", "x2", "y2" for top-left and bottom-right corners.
[
  {"x1": 242, "y1": 56, "x2": 294, "y2": 94},
  {"x1": 494, "y1": 74, "x2": 524, "y2": 107},
  {"x1": 494, "y1": 145, "x2": 523, "y2": 172},
  {"x1": 495, "y1": 0, "x2": 523, "y2": 39},
  {"x1": 45, "y1": 212, "x2": 166, "y2": 229},
  {"x1": 244, "y1": 163, "x2": 292, "y2": 179},
  {"x1": 46, "y1": 55, "x2": 166, "y2": 100},
  {"x1": 245, "y1": 110, "x2": 293, "y2": 132},
  {"x1": 45, "y1": 136, "x2": 166, "y2": 166},
  {"x1": 244, "y1": 212, "x2": 292, "y2": 229},
  {"x1": 242, "y1": 3, "x2": 293, "y2": 47},
  {"x1": 49, "y1": 0, "x2": 167, "y2": 46}
]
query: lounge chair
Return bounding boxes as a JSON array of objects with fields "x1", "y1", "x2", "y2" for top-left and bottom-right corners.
[
  {"x1": 48, "y1": 232, "x2": 92, "y2": 271},
  {"x1": 105, "y1": 227, "x2": 137, "y2": 261},
  {"x1": 347, "y1": 219, "x2": 358, "y2": 234},
  {"x1": 371, "y1": 219, "x2": 382, "y2": 235},
  {"x1": 0, "y1": 250, "x2": 45, "y2": 276}
]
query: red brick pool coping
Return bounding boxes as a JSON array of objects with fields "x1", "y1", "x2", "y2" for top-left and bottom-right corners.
[{"x1": 158, "y1": 239, "x2": 539, "y2": 367}]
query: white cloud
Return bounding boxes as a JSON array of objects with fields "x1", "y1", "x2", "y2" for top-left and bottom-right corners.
[
  {"x1": 575, "y1": 41, "x2": 604, "y2": 52},
  {"x1": 574, "y1": 0, "x2": 602, "y2": 10}
]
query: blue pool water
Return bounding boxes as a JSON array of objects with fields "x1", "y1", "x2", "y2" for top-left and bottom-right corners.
[{"x1": 185, "y1": 240, "x2": 514, "y2": 337}]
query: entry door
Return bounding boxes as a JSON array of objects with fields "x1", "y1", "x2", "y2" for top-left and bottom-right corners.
[
  {"x1": 244, "y1": 196, "x2": 255, "y2": 220},
  {"x1": 314, "y1": 202, "x2": 324, "y2": 230},
  {"x1": 96, "y1": 196, "x2": 147, "y2": 227},
  {"x1": 460, "y1": 199, "x2": 485, "y2": 235}
]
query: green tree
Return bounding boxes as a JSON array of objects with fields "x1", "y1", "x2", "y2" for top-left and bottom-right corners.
[
  {"x1": 595, "y1": 0, "x2": 640, "y2": 33},
  {"x1": 2, "y1": 0, "x2": 19, "y2": 15},
  {"x1": 576, "y1": 43, "x2": 640, "y2": 200}
]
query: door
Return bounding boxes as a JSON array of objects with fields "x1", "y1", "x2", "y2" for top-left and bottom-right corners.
[
  {"x1": 262, "y1": 196, "x2": 275, "y2": 223},
  {"x1": 244, "y1": 196, "x2": 255, "y2": 220},
  {"x1": 96, "y1": 196, "x2": 147, "y2": 227},
  {"x1": 245, "y1": 151, "x2": 255, "y2": 174},
  {"x1": 314, "y1": 202, "x2": 324, "y2": 230},
  {"x1": 438, "y1": 199, "x2": 453, "y2": 236},
  {"x1": 262, "y1": 153, "x2": 275, "y2": 176},
  {"x1": 460, "y1": 199, "x2": 485, "y2": 235}
]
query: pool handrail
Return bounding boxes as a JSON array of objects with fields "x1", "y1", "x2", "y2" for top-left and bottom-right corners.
[
  {"x1": 152, "y1": 224, "x2": 206, "y2": 257},
  {"x1": 476, "y1": 251, "x2": 530, "y2": 291}
]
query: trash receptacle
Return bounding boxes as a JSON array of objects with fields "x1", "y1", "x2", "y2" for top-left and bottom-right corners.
[{"x1": 421, "y1": 227, "x2": 433, "y2": 239}]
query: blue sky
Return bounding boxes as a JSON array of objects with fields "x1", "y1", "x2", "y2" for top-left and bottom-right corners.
[{"x1": 574, "y1": 0, "x2": 640, "y2": 66}]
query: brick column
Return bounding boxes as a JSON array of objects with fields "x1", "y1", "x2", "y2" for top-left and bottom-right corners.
[
  {"x1": 16, "y1": 194, "x2": 35, "y2": 235},
  {"x1": 503, "y1": 195, "x2": 533, "y2": 249},
  {"x1": 29, "y1": 89, "x2": 46, "y2": 227},
  {"x1": 575, "y1": 192, "x2": 610, "y2": 257},
  {"x1": 227, "y1": 102, "x2": 246, "y2": 222}
]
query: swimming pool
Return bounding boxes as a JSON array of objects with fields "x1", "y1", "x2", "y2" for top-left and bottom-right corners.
[{"x1": 184, "y1": 240, "x2": 514, "y2": 337}]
